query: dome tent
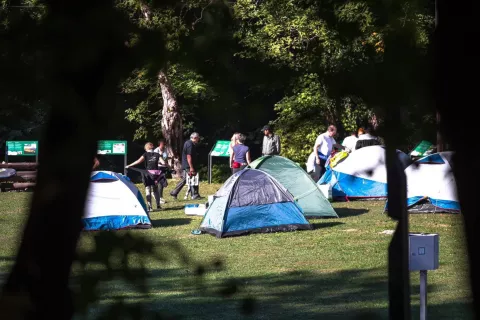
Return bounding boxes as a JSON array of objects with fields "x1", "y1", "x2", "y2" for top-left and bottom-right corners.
[
  {"x1": 318, "y1": 146, "x2": 411, "y2": 200},
  {"x1": 83, "y1": 171, "x2": 152, "y2": 230},
  {"x1": 199, "y1": 168, "x2": 312, "y2": 238},
  {"x1": 248, "y1": 155, "x2": 338, "y2": 218},
  {"x1": 403, "y1": 151, "x2": 460, "y2": 213}
]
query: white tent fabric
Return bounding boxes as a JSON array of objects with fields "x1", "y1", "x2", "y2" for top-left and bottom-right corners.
[
  {"x1": 319, "y1": 145, "x2": 411, "y2": 199},
  {"x1": 405, "y1": 152, "x2": 460, "y2": 212},
  {"x1": 83, "y1": 171, "x2": 152, "y2": 230}
]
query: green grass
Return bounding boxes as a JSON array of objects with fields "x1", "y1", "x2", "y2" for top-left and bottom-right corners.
[{"x1": 0, "y1": 182, "x2": 473, "y2": 319}]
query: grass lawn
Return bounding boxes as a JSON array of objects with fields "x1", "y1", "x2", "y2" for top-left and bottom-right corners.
[{"x1": 0, "y1": 181, "x2": 473, "y2": 319}]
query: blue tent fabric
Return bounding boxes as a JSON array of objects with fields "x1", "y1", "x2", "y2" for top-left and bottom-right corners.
[
  {"x1": 83, "y1": 215, "x2": 151, "y2": 230},
  {"x1": 318, "y1": 146, "x2": 411, "y2": 199},
  {"x1": 407, "y1": 196, "x2": 460, "y2": 211},
  {"x1": 332, "y1": 171, "x2": 387, "y2": 198},
  {"x1": 91, "y1": 171, "x2": 119, "y2": 181},
  {"x1": 416, "y1": 153, "x2": 445, "y2": 164},
  {"x1": 199, "y1": 169, "x2": 312, "y2": 238}
]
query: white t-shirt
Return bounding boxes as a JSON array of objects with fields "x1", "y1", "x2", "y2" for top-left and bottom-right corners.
[
  {"x1": 315, "y1": 133, "x2": 336, "y2": 157},
  {"x1": 342, "y1": 135, "x2": 358, "y2": 152}
]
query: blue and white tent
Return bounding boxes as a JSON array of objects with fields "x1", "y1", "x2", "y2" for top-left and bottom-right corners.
[
  {"x1": 83, "y1": 171, "x2": 152, "y2": 230},
  {"x1": 404, "y1": 152, "x2": 460, "y2": 213},
  {"x1": 199, "y1": 168, "x2": 312, "y2": 238},
  {"x1": 318, "y1": 146, "x2": 411, "y2": 200}
]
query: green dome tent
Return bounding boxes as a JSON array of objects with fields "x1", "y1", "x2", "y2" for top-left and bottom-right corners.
[{"x1": 248, "y1": 156, "x2": 338, "y2": 218}]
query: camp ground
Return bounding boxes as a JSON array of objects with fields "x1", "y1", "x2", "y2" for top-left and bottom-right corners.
[{"x1": 0, "y1": 163, "x2": 471, "y2": 319}]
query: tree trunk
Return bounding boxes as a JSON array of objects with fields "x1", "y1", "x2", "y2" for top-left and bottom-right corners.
[
  {"x1": 436, "y1": 111, "x2": 443, "y2": 152},
  {"x1": 435, "y1": 0, "x2": 480, "y2": 315},
  {"x1": 158, "y1": 69, "x2": 183, "y2": 177}
]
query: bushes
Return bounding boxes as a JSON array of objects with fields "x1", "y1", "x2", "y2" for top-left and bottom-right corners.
[{"x1": 197, "y1": 163, "x2": 231, "y2": 184}]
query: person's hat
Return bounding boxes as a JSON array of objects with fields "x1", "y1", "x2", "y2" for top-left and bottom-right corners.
[{"x1": 261, "y1": 125, "x2": 272, "y2": 131}]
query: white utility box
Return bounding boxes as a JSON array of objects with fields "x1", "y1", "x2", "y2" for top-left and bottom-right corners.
[{"x1": 409, "y1": 233, "x2": 439, "y2": 271}]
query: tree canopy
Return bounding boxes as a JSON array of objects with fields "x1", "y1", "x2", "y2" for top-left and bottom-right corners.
[{"x1": 0, "y1": 0, "x2": 436, "y2": 165}]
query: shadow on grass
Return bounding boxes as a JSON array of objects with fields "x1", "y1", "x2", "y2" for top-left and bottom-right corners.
[
  {"x1": 73, "y1": 266, "x2": 472, "y2": 320},
  {"x1": 151, "y1": 218, "x2": 192, "y2": 228},
  {"x1": 335, "y1": 208, "x2": 369, "y2": 217},
  {"x1": 311, "y1": 221, "x2": 344, "y2": 229},
  {"x1": 165, "y1": 205, "x2": 187, "y2": 211}
]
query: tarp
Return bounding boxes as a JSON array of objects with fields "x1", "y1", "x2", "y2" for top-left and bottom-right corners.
[
  {"x1": 83, "y1": 171, "x2": 152, "y2": 230},
  {"x1": 248, "y1": 156, "x2": 338, "y2": 218},
  {"x1": 199, "y1": 169, "x2": 312, "y2": 238}
]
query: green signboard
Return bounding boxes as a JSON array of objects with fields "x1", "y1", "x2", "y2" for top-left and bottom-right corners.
[
  {"x1": 210, "y1": 140, "x2": 231, "y2": 157},
  {"x1": 6, "y1": 141, "x2": 38, "y2": 156},
  {"x1": 97, "y1": 140, "x2": 127, "y2": 155},
  {"x1": 410, "y1": 140, "x2": 433, "y2": 157}
]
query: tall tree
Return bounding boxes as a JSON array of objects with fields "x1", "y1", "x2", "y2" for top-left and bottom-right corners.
[{"x1": 117, "y1": 0, "x2": 218, "y2": 173}]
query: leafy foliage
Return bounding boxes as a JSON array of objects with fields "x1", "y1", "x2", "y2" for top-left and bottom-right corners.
[{"x1": 117, "y1": 0, "x2": 218, "y2": 141}]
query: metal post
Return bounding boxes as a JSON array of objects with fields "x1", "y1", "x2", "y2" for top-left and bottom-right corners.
[
  {"x1": 124, "y1": 154, "x2": 127, "y2": 175},
  {"x1": 208, "y1": 154, "x2": 212, "y2": 184},
  {"x1": 420, "y1": 270, "x2": 427, "y2": 320},
  {"x1": 207, "y1": 144, "x2": 214, "y2": 184},
  {"x1": 5, "y1": 144, "x2": 8, "y2": 163}
]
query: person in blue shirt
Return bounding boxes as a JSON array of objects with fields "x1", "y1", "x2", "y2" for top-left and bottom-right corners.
[{"x1": 230, "y1": 133, "x2": 251, "y2": 174}]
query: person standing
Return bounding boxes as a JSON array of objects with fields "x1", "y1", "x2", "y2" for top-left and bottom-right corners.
[
  {"x1": 230, "y1": 133, "x2": 252, "y2": 174},
  {"x1": 154, "y1": 139, "x2": 169, "y2": 166},
  {"x1": 125, "y1": 142, "x2": 162, "y2": 211},
  {"x1": 170, "y1": 132, "x2": 202, "y2": 200},
  {"x1": 356, "y1": 126, "x2": 380, "y2": 150},
  {"x1": 153, "y1": 138, "x2": 170, "y2": 204},
  {"x1": 313, "y1": 125, "x2": 338, "y2": 179},
  {"x1": 261, "y1": 125, "x2": 281, "y2": 156},
  {"x1": 228, "y1": 132, "x2": 240, "y2": 174},
  {"x1": 342, "y1": 131, "x2": 358, "y2": 153}
]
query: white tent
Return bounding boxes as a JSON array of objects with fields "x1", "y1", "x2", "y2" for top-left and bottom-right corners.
[
  {"x1": 318, "y1": 145, "x2": 411, "y2": 199},
  {"x1": 405, "y1": 152, "x2": 460, "y2": 213},
  {"x1": 83, "y1": 171, "x2": 152, "y2": 230}
]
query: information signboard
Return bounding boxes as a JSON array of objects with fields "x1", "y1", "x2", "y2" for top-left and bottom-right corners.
[
  {"x1": 6, "y1": 141, "x2": 38, "y2": 156},
  {"x1": 97, "y1": 140, "x2": 128, "y2": 174},
  {"x1": 208, "y1": 140, "x2": 231, "y2": 183},
  {"x1": 210, "y1": 140, "x2": 231, "y2": 157},
  {"x1": 5, "y1": 141, "x2": 39, "y2": 163},
  {"x1": 410, "y1": 140, "x2": 433, "y2": 157},
  {"x1": 97, "y1": 140, "x2": 127, "y2": 155}
]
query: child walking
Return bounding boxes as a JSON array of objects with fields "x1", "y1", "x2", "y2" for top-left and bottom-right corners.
[{"x1": 126, "y1": 142, "x2": 162, "y2": 212}]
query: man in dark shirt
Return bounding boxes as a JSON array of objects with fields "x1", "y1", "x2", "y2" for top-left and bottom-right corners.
[{"x1": 170, "y1": 132, "x2": 202, "y2": 200}]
